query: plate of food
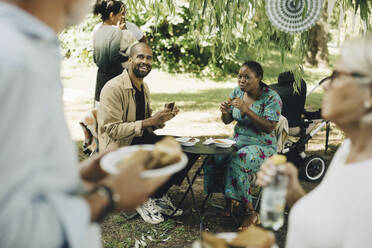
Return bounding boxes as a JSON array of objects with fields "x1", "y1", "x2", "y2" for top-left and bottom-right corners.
[
  {"x1": 175, "y1": 137, "x2": 200, "y2": 146},
  {"x1": 192, "y1": 226, "x2": 277, "y2": 248},
  {"x1": 213, "y1": 139, "x2": 236, "y2": 148},
  {"x1": 101, "y1": 137, "x2": 188, "y2": 178}
]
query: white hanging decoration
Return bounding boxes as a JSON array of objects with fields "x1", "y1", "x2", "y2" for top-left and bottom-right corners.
[{"x1": 266, "y1": 0, "x2": 324, "y2": 33}]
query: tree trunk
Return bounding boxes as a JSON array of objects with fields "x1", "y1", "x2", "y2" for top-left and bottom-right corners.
[{"x1": 306, "y1": 3, "x2": 329, "y2": 66}]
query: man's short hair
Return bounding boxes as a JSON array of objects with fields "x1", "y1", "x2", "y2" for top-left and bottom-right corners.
[{"x1": 129, "y1": 42, "x2": 151, "y2": 57}]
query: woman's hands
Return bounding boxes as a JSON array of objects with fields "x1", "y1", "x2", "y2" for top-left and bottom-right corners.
[
  {"x1": 256, "y1": 157, "x2": 306, "y2": 207},
  {"x1": 220, "y1": 101, "x2": 232, "y2": 114},
  {"x1": 220, "y1": 101, "x2": 233, "y2": 124},
  {"x1": 231, "y1": 95, "x2": 253, "y2": 115}
]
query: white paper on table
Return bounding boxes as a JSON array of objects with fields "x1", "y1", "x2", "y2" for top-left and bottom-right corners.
[{"x1": 203, "y1": 138, "x2": 214, "y2": 145}]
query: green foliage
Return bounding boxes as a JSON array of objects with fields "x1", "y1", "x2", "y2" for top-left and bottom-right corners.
[
  {"x1": 345, "y1": 0, "x2": 372, "y2": 26},
  {"x1": 59, "y1": 0, "x2": 372, "y2": 79},
  {"x1": 59, "y1": 14, "x2": 100, "y2": 65}
]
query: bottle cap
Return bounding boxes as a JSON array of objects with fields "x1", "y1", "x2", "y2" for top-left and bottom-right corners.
[{"x1": 271, "y1": 154, "x2": 287, "y2": 165}]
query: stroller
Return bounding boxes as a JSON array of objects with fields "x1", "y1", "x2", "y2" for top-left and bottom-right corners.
[{"x1": 280, "y1": 77, "x2": 331, "y2": 182}]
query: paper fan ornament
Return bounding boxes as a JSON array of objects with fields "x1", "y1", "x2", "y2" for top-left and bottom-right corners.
[{"x1": 266, "y1": 0, "x2": 324, "y2": 33}]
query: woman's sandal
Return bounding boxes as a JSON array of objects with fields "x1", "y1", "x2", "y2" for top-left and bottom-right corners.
[{"x1": 238, "y1": 211, "x2": 260, "y2": 231}]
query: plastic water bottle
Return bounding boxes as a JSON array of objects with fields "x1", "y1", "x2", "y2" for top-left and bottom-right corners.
[{"x1": 260, "y1": 154, "x2": 288, "y2": 231}]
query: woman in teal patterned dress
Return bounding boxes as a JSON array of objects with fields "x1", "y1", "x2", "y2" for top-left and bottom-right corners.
[{"x1": 204, "y1": 61, "x2": 282, "y2": 229}]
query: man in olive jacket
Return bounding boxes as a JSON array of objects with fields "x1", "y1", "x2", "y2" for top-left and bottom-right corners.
[
  {"x1": 98, "y1": 42, "x2": 177, "y2": 151},
  {"x1": 98, "y1": 42, "x2": 182, "y2": 224}
]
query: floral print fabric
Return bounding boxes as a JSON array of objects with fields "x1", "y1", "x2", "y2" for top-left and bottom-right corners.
[{"x1": 204, "y1": 85, "x2": 282, "y2": 203}]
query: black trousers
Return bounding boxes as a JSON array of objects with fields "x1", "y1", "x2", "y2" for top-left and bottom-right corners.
[{"x1": 131, "y1": 134, "x2": 195, "y2": 199}]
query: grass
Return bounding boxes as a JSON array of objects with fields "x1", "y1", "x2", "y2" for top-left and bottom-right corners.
[{"x1": 151, "y1": 88, "x2": 233, "y2": 112}]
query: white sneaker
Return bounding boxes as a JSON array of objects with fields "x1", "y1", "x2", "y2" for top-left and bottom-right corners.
[
  {"x1": 136, "y1": 198, "x2": 164, "y2": 224},
  {"x1": 154, "y1": 194, "x2": 183, "y2": 216}
]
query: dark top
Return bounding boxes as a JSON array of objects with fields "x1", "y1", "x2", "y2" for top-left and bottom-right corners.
[
  {"x1": 93, "y1": 24, "x2": 127, "y2": 101},
  {"x1": 270, "y1": 80, "x2": 307, "y2": 127},
  {"x1": 130, "y1": 81, "x2": 151, "y2": 142},
  {"x1": 132, "y1": 82, "x2": 146, "y2": 121}
]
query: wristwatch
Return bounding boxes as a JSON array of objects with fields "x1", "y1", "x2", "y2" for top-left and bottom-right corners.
[{"x1": 92, "y1": 185, "x2": 120, "y2": 222}]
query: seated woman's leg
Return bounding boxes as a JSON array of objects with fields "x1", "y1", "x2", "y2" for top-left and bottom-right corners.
[
  {"x1": 203, "y1": 153, "x2": 233, "y2": 216},
  {"x1": 224, "y1": 145, "x2": 275, "y2": 229},
  {"x1": 203, "y1": 154, "x2": 230, "y2": 194}
]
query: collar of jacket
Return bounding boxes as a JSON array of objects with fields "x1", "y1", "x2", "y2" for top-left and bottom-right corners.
[{"x1": 120, "y1": 69, "x2": 150, "y2": 99}]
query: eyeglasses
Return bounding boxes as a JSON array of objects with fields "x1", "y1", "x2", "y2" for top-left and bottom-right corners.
[
  {"x1": 331, "y1": 70, "x2": 366, "y2": 81},
  {"x1": 322, "y1": 70, "x2": 370, "y2": 88}
]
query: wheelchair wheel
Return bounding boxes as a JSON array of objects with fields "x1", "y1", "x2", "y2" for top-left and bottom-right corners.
[{"x1": 300, "y1": 154, "x2": 327, "y2": 182}]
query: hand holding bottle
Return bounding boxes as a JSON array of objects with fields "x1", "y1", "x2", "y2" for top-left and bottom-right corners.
[{"x1": 257, "y1": 155, "x2": 306, "y2": 210}]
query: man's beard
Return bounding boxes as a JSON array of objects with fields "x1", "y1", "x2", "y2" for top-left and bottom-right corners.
[
  {"x1": 133, "y1": 64, "x2": 152, "y2": 78},
  {"x1": 65, "y1": 0, "x2": 93, "y2": 27}
]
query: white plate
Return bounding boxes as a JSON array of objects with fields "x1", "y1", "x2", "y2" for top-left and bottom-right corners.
[
  {"x1": 175, "y1": 137, "x2": 200, "y2": 146},
  {"x1": 214, "y1": 139, "x2": 236, "y2": 148},
  {"x1": 100, "y1": 145, "x2": 188, "y2": 178}
]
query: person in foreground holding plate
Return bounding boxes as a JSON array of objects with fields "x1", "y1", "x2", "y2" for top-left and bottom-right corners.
[
  {"x1": 204, "y1": 61, "x2": 282, "y2": 230},
  {"x1": 98, "y1": 42, "x2": 182, "y2": 224},
  {"x1": 256, "y1": 36, "x2": 372, "y2": 248},
  {"x1": 0, "y1": 1, "x2": 170, "y2": 247}
]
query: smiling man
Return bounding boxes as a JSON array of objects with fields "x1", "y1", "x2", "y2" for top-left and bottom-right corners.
[
  {"x1": 97, "y1": 42, "x2": 177, "y2": 150},
  {"x1": 97, "y1": 42, "x2": 182, "y2": 224}
]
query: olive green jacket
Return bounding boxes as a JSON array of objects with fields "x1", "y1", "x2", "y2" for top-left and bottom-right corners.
[{"x1": 97, "y1": 70, "x2": 154, "y2": 151}]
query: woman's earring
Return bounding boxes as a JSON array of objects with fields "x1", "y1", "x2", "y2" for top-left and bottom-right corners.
[{"x1": 364, "y1": 100, "x2": 372, "y2": 109}]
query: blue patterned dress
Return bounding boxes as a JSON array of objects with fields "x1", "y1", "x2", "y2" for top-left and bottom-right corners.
[{"x1": 204, "y1": 85, "x2": 282, "y2": 203}]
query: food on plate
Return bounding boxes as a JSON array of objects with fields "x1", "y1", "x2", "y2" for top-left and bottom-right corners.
[
  {"x1": 117, "y1": 137, "x2": 182, "y2": 170},
  {"x1": 229, "y1": 226, "x2": 275, "y2": 248},
  {"x1": 202, "y1": 226, "x2": 274, "y2": 248},
  {"x1": 201, "y1": 232, "x2": 228, "y2": 248},
  {"x1": 214, "y1": 139, "x2": 227, "y2": 144},
  {"x1": 188, "y1": 137, "x2": 196, "y2": 142}
]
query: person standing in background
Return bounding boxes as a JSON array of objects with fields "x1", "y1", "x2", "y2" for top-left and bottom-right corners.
[
  {"x1": 92, "y1": 0, "x2": 146, "y2": 104},
  {"x1": 92, "y1": 0, "x2": 126, "y2": 103}
]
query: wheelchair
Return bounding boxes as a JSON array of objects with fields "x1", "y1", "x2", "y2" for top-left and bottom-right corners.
[{"x1": 280, "y1": 77, "x2": 331, "y2": 182}]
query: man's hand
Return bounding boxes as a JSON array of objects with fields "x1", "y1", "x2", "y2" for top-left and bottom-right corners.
[
  {"x1": 172, "y1": 106, "x2": 180, "y2": 116},
  {"x1": 79, "y1": 144, "x2": 118, "y2": 183},
  {"x1": 150, "y1": 109, "x2": 175, "y2": 126},
  {"x1": 101, "y1": 154, "x2": 170, "y2": 210}
]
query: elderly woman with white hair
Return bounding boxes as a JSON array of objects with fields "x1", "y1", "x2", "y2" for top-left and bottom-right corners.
[{"x1": 256, "y1": 35, "x2": 372, "y2": 248}]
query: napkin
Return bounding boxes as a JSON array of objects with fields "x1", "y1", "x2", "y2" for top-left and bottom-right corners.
[{"x1": 203, "y1": 138, "x2": 214, "y2": 145}]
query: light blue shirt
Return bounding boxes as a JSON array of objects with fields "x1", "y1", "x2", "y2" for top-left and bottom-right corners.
[{"x1": 0, "y1": 3, "x2": 100, "y2": 248}]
